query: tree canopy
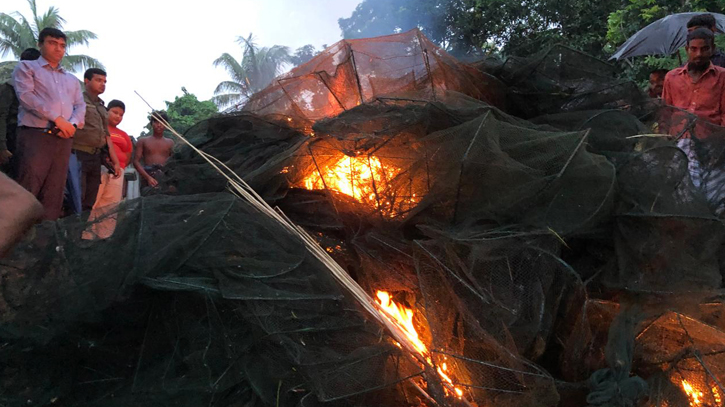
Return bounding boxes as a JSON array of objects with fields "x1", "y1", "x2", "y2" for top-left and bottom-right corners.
[
  {"x1": 339, "y1": 0, "x2": 724, "y2": 82},
  {"x1": 0, "y1": 0, "x2": 103, "y2": 81},
  {"x1": 290, "y1": 45, "x2": 318, "y2": 66},
  {"x1": 338, "y1": 0, "x2": 627, "y2": 58},
  {"x1": 212, "y1": 34, "x2": 291, "y2": 109},
  {"x1": 142, "y1": 87, "x2": 218, "y2": 136},
  {"x1": 342, "y1": 0, "x2": 723, "y2": 58}
]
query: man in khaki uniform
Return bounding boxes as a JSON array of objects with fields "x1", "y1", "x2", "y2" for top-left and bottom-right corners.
[{"x1": 68, "y1": 68, "x2": 120, "y2": 212}]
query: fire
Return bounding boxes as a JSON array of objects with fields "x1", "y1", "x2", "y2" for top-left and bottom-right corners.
[
  {"x1": 683, "y1": 380, "x2": 704, "y2": 406},
  {"x1": 301, "y1": 154, "x2": 415, "y2": 216},
  {"x1": 375, "y1": 290, "x2": 465, "y2": 399},
  {"x1": 376, "y1": 291, "x2": 428, "y2": 356},
  {"x1": 681, "y1": 379, "x2": 723, "y2": 406}
]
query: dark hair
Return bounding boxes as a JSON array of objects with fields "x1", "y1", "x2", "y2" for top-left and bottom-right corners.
[
  {"x1": 38, "y1": 27, "x2": 66, "y2": 44},
  {"x1": 84, "y1": 68, "x2": 107, "y2": 81},
  {"x1": 687, "y1": 13, "x2": 717, "y2": 30},
  {"x1": 107, "y1": 100, "x2": 125, "y2": 112},
  {"x1": 150, "y1": 111, "x2": 169, "y2": 124},
  {"x1": 20, "y1": 48, "x2": 40, "y2": 61},
  {"x1": 650, "y1": 69, "x2": 668, "y2": 77},
  {"x1": 687, "y1": 27, "x2": 715, "y2": 46}
]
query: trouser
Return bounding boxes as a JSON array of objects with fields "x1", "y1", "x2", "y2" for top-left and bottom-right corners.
[
  {"x1": 140, "y1": 164, "x2": 164, "y2": 189},
  {"x1": 82, "y1": 169, "x2": 124, "y2": 240},
  {"x1": 677, "y1": 138, "x2": 725, "y2": 215},
  {"x1": 65, "y1": 152, "x2": 82, "y2": 215},
  {"x1": 15, "y1": 127, "x2": 72, "y2": 221},
  {"x1": 74, "y1": 149, "x2": 102, "y2": 211}
]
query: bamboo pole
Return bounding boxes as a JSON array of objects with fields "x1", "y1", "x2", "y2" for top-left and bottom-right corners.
[{"x1": 134, "y1": 92, "x2": 472, "y2": 406}]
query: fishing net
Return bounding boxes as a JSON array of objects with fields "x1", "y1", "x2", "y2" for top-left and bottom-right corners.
[
  {"x1": 6, "y1": 31, "x2": 725, "y2": 407},
  {"x1": 240, "y1": 28, "x2": 506, "y2": 131}
]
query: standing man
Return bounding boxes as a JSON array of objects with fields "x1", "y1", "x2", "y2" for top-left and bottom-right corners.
[
  {"x1": 133, "y1": 111, "x2": 174, "y2": 190},
  {"x1": 12, "y1": 28, "x2": 86, "y2": 220},
  {"x1": 662, "y1": 28, "x2": 725, "y2": 126},
  {"x1": 69, "y1": 68, "x2": 121, "y2": 212},
  {"x1": 0, "y1": 48, "x2": 40, "y2": 176},
  {"x1": 662, "y1": 28, "x2": 725, "y2": 214},
  {"x1": 83, "y1": 99, "x2": 133, "y2": 240},
  {"x1": 686, "y1": 14, "x2": 725, "y2": 68}
]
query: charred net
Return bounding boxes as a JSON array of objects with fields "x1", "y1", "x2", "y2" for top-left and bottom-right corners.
[{"x1": 5, "y1": 32, "x2": 725, "y2": 407}]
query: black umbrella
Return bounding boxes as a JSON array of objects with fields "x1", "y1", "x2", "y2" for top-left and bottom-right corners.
[{"x1": 609, "y1": 12, "x2": 725, "y2": 61}]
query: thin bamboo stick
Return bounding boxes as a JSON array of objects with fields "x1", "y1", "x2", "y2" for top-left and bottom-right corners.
[{"x1": 134, "y1": 92, "x2": 472, "y2": 406}]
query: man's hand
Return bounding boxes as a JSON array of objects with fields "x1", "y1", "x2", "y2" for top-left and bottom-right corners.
[
  {"x1": 145, "y1": 175, "x2": 159, "y2": 188},
  {"x1": 0, "y1": 149, "x2": 12, "y2": 165},
  {"x1": 112, "y1": 164, "x2": 122, "y2": 179},
  {"x1": 54, "y1": 117, "x2": 76, "y2": 139}
]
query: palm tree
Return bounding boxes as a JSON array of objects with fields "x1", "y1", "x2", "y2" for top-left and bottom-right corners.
[
  {"x1": 212, "y1": 34, "x2": 291, "y2": 109},
  {"x1": 0, "y1": 0, "x2": 103, "y2": 79}
]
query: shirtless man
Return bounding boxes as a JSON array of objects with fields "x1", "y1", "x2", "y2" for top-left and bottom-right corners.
[{"x1": 133, "y1": 111, "x2": 174, "y2": 188}]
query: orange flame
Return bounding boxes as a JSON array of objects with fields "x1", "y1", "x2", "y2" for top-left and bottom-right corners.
[
  {"x1": 301, "y1": 154, "x2": 415, "y2": 216},
  {"x1": 375, "y1": 290, "x2": 464, "y2": 398},
  {"x1": 681, "y1": 379, "x2": 722, "y2": 406},
  {"x1": 682, "y1": 380, "x2": 705, "y2": 406}
]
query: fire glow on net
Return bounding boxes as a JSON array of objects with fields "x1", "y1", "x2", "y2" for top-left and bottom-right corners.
[{"x1": 300, "y1": 154, "x2": 418, "y2": 217}]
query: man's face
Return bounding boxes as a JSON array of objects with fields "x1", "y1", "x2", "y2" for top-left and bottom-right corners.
[
  {"x1": 686, "y1": 38, "x2": 713, "y2": 69},
  {"x1": 152, "y1": 120, "x2": 165, "y2": 134},
  {"x1": 85, "y1": 74, "x2": 107, "y2": 95},
  {"x1": 38, "y1": 36, "x2": 66, "y2": 65},
  {"x1": 108, "y1": 106, "x2": 124, "y2": 127},
  {"x1": 648, "y1": 73, "x2": 665, "y2": 98}
]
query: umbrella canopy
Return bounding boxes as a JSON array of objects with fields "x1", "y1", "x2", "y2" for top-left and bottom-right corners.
[{"x1": 610, "y1": 12, "x2": 725, "y2": 61}]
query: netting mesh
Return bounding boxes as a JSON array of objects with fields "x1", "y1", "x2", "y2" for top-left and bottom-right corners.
[
  {"x1": 241, "y1": 29, "x2": 506, "y2": 131},
  {"x1": 6, "y1": 31, "x2": 725, "y2": 407}
]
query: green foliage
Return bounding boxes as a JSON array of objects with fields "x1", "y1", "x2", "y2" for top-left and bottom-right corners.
[
  {"x1": 212, "y1": 33, "x2": 291, "y2": 109},
  {"x1": 142, "y1": 87, "x2": 218, "y2": 136},
  {"x1": 0, "y1": 0, "x2": 103, "y2": 73},
  {"x1": 606, "y1": 0, "x2": 722, "y2": 86},
  {"x1": 0, "y1": 61, "x2": 15, "y2": 83},
  {"x1": 290, "y1": 45, "x2": 318, "y2": 66},
  {"x1": 338, "y1": 0, "x2": 627, "y2": 58}
]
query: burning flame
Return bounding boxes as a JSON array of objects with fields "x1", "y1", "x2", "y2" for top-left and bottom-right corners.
[
  {"x1": 681, "y1": 379, "x2": 723, "y2": 406},
  {"x1": 375, "y1": 290, "x2": 464, "y2": 398},
  {"x1": 301, "y1": 154, "x2": 415, "y2": 216},
  {"x1": 682, "y1": 380, "x2": 705, "y2": 406}
]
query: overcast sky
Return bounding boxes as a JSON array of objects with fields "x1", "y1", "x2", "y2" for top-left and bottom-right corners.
[{"x1": 2, "y1": 0, "x2": 361, "y2": 136}]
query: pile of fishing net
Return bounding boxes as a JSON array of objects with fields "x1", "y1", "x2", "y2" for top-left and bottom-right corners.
[{"x1": 4, "y1": 30, "x2": 725, "y2": 407}]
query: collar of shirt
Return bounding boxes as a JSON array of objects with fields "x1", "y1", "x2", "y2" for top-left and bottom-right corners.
[
  {"x1": 673, "y1": 62, "x2": 718, "y2": 80},
  {"x1": 84, "y1": 91, "x2": 103, "y2": 106},
  {"x1": 35, "y1": 55, "x2": 65, "y2": 73}
]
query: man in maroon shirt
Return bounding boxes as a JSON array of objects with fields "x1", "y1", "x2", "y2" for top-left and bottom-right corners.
[
  {"x1": 662, "y1": 28, "x2": 725, "y2": 127},
  {"x1": 662, "y1": 28, "x2": 725, "y2": 214}
]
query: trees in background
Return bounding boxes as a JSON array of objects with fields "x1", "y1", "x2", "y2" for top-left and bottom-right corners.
[
  {"x1": 142, "y1": 87, "x2": 218, "y2": 136},
  {"x1": 0, "y1": 0, "x2": 103, "y2": 82},
  {"x1": 339, "y1": 0, "x2": 724, "y2": 82},
  {"x1": 212, "y1": 34, "x2": 291, "y2": 109},
  {"x1": 290, "y1": 45, "x2": 318, "y2": 66},
  {"x1": 338, "y1": 0, "x2": 624, "y2": 58}
]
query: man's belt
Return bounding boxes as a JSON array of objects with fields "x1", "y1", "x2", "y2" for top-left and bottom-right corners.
[
  {"x1": 19, "y1": 125, "x2": 51, "y2": 131},
  {"x1": 72, "y1": 145, "x2": 101, "y2": 155}
]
